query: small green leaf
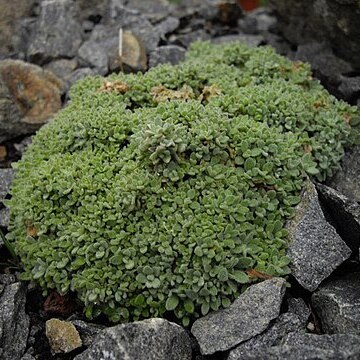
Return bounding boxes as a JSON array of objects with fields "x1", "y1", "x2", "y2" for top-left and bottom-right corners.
[{"x1": 166, "y1": 294, "x2": 179, "y2": 311}]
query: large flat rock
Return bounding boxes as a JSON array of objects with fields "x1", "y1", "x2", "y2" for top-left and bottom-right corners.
[
  {"x1": 286, "y1": 182, "x2": 351, "y2": 291},
  {"x1": 74, "y1": 318, "x2": 192, "y2": 360},
  {"x1": 191, "y1": 278, "x2": 286, "y2": 355},
  {"x1": 312, "y1": 273, "x2": 360, "y2": 335}
]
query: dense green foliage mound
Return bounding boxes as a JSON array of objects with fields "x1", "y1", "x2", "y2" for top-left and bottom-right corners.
[{"x1": 7, "y1": 42, "x2": 359, "y2": 326}]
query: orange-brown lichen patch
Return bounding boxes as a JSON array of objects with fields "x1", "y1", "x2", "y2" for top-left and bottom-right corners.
[{"x1": 0, "y1": 60, "x2": 63, "y2": 124}]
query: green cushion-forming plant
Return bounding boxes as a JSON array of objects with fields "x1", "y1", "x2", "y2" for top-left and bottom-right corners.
[{"x1": 6, "y1": 42, "x2": 360, "y2": 326}]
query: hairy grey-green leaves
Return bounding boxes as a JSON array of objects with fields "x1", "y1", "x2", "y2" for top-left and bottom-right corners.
[{"x1": 6, "y1": 41, "x2": 359, "y2": 326}]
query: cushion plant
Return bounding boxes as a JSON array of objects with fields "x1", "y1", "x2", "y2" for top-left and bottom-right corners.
[{"x1": 6, "y1": 41, "x2": 360, "y2": 326}]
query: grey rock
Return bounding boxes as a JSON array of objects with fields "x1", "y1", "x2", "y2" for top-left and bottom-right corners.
[
  {"x1": 212, "y1": 34, "x2": 264, "y2": 47},
  {"x1": 20, "y1": 354, "x2": 35, "y2": 360},
  {"x1": 70, "y1": 320, "x2": 106, "y2": 347},
  {"x1": 286, "y1": 181, "x2": 351, "y2": 291},
  {"x1": 287, "y1": 297, "x2": 311, "y2": 326},
  {"x1": 77, "y1": 0, "x2": 110, "y2": 21},
  {"x1": 27, "y1": 0, "x2": 83, "y2": 64},
  {"x1": 74, "y1": 318, "x2": 192, "y2": 360},
  {"x1": 68, "y1": 68, "x2": 95, "y2": 86},
  {"x1": 149, "y1": 46, "x2": 186, "y2": 68},
  {"x1": 228, "y1": 312, "x2": 304, "y2": 360},
  {"x1": 0, "y1": 60, "x2": 63, "y2": 143},
  {"x1": 0, "y1": 208, "x2": 10, "y2": 228},
  {"x1": 44, "y1": 59, "x2": 78, "y2": 83},
  {"x1": 125, "y1": 0, "x2": 175, "y2": 23},
  {"x1": 78, "y1": 39, "x2": 108, "y2": 75},
  {"x1": 312, "y1": 273, "x2": 360, "y2": 335},
  {"x1": 20, "y1": 355, "x2": 35, "y2": 360},
  {"x1": 329, "y1": 145, "x2": 360, "y2": 202},
  {"x1": 13, "y1": 137, "x2": 32, "y2": 156},
  {"x1": 0, "y1": 282, "x2": 29, "y2": 360},
  {"x1": 0, "y1": 274, "x2": 16, "y2": 285},
  {"x1": 338, "y1": 76, "x2": 360, "y2": 102},
  {"x1": 155, "y1": 17, "x2": 180, "y2": 39},
  {"x1": 105, "y1": 6, "x2": 160, "y2": 52},
  {"x1": 270, "y1": 0, "x2": 360, "y2": 70},
  {"x1": 0, "y1": 168, "x2": 15, "y2": 202},
  {"x1": 176, "y1": 29, "x2": 211, "y2": 48},
  {"x1": 294, "y1": 42, "x2": 353, "y2": 86},
  {"x1": 191, "y1": 278, "x2": 286, "y2": 355},
  {"x1": 317, "y1": 183, "x2": 360, "y2": 256},
  {"x1": 237, "y1": 333, "x2": 360, "y2": 359},
  {"x1": 238, "y1": 8, "x2": 277, "y2": 34},
  {"x1": 0, "y1": 0, "x2": 37, "y2": 57}
]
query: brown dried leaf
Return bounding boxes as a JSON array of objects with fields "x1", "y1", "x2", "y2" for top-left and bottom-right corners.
[
  {"x1": 151, "y1": 85, "x2": 195, "y2": 103},
  {"x1": 26, "y1": 226, "x2": 37, "y2": 237},
  {"x1": 97, "y1": 80, "x2": 129, "y2": 94},
  {"x1": 246, "y1": 269, "x2": 273, "y2": 280}
]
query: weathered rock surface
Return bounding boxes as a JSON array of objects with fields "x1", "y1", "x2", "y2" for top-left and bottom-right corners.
[
  {"x1": 0, "y1": 0, "x2": 37, "y2": 57},
  {"x1": 74, "y1": 318, "x2": 192, "y2": 360},
  {"x1": 0, "y1": 208, "x2": 9, "y2": 228},
  {"x1": 317, "y1": 183, "x2": 360, "y2": 256},
  {"x1": 155, "y1": 16, "x2": 180, "y2": 40},
  {"x1": 44, "y1": 58, "x2": 78, "y2": 86},
  {"x1": 286, "y1": 181, "x2": 351, "y2": 291},
  {"x1": 228, "y1": 312, "x2": 304, "y2": 360},
  {"x1": 287, "y1": 297, "x2": 311, "y2": 327},
  {"x1": 78, "y1": 24, "x2": 148, "y2": 74},
  {"x1": 294, "y1": 42, "x2": 353, "y2": 88},
  {"x1": 70, "y1": 320, "x2": 105, "y2": 347},
  {"x1": 105, "y1": 5, "x2": 160, "y2": 53},
  {"x1": 0, "y1": 168, "x2": 15, "y2": 201},
  {"x1": 191, "y1": 278, "x2": 286, "y2": 355},
  {"x1": 270, "y1": 0, "x2": 360, "y2": 70},
  {"x1": 212, "y1": 34, "x2": 264, "y2": 47},
  {"x1": 0, "y1": 282, "x2": 29, "y2": 360},
  {"x1": 237, "y1": 332, "x2": 360, "y2": 359},
  {"x1": 27, "y1": 0, "x2": 83, "y2": 64},
  {"x1": 125, "y1": 0, "x2": 175, "y2": 23},
  {"x1": 46, "y1": 318, "x2": 82, "y2": 354},
  {"x1": 329, "y1": 145, "x2": 360, "y2": 202},
  {"x1": 0, "y1": 60, "x2": 63, "y2": 142},
  {"x1": 149, "y1": 45, "x2": 186, "y2": 68},
  {"x1": 312, "y1": 273, "x2": 360, "y2": 335}
]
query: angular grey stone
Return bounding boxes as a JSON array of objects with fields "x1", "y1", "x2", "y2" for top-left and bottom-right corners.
[
  {"x1": 286, "y1": 181, "x2": 351, "y2": 291},
  {"x1": 155, "y1": 17, "x2": 180, "y2": 39},
  {"x1": 78, "y1": 40, "x2": 108, "y2": 75},
  {"x1": 0, "y1": 208, "x2": 10, "y2": 228},
  {"x1": 0, "y1": 169, "x2": 15, "y2": 202},
  {"x1": 0, "y1": 282, "x2": 29, "y2": 360},
  {"x1": 228, "y1": 312, "x2": 304, "y2": 360},
  {"x1": 176, "y1": 29, "x2": 211, "y2": 48},
  {"x1": 191, "y1": 278, "x2": 286, "y2": 355},
  {"x1": 338, "y1": 76, "x2": 360, "y2": 102},
  {"x1": 74, "y1": 318, "x2": 192, "y2": 360},
  {"x1": 70, "y1": 320, "x2": 106, "y2": 347},
  {"x1": 287, "y1": 297, "x2": 311, "y2": 326},
  {"x1": 44, "y1": 59, "x2": 78, "y2": 83},
  {"x1": 105, "y1": 6, "x2": 160, "y2": 52},
  {"x1": 125, "y1": 0, "x2": 175, "y2": 23},
  {"x1": 271, "y1": 0, "x2": 360, "y2": 70},
  {"x1": 212, "y1": 34, "x2": 264, "y2": 47},
  {"x1": 68, "y1": 68, "x2": 96, "y2": 86},
  {"x1": 238, "y1": 8, "x2": 277, "y2": 34},
  {"x1": 317, "y1": 183, "x2": 360, "y2": 256},
  {"x1": 237, "y1": 333, "x2": 360, "y2": 360},
  {"x1": 312, "y1": 273, "x2": 360, "y2": 335},
  {"x1": 20, "y1": 354, "x2": 36, "y2": 360},
  {"x1": 329, "y1": 145, "x2": 360, "y2": 202},
  {"x1": 149, "y1": 46, "x2": 186, "y2": 68},
  {"x1": 27, "y1": 0, "x2": 83, "y2": 65},
  {"x1": 294, "y1": 42, "x2": 353, "y2": 86}
]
